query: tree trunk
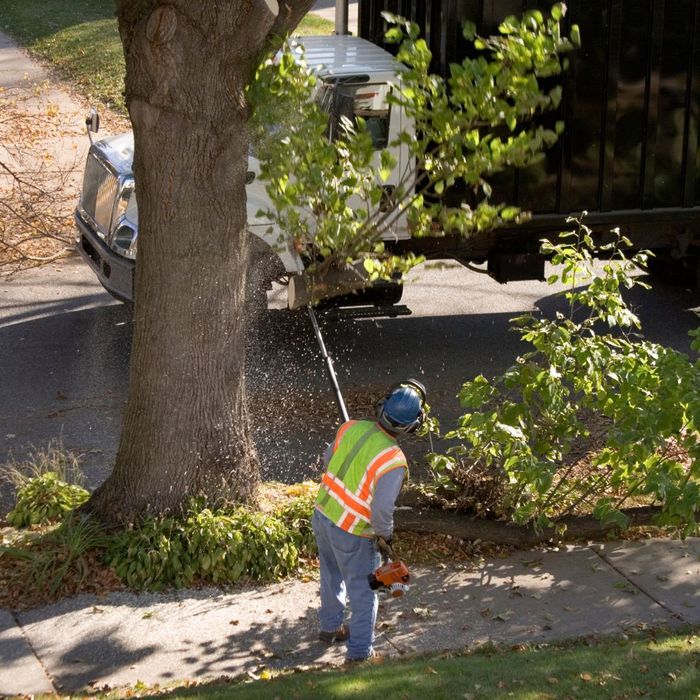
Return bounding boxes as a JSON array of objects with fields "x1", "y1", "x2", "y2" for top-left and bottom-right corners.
[{"x1": 87, "y1": 0, "x2": 312, "y2": 524}]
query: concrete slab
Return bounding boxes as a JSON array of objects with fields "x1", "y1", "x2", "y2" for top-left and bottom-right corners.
[
  {"x1": 17, "y1": 581, "x2": 355, "y2": 693},
  {"x1": 592, "y1": 537, "x2": 700, "y2": 624},
  {"x1": 0, "y1": 608, "x2": 54, "y2": 696},
  {"x1": 379, "y1": 546, "x2": 679, "y2": 656}
]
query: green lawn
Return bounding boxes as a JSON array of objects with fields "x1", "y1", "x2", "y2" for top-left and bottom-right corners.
[
  {"x1": 1, "y1": 0, "x2": 334, "y2": 112},
  {"x1": 144, "y1": 631, "x2": 699, "y2": 699}
]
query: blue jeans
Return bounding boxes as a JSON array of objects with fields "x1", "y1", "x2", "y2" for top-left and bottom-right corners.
[{"x1": 312, "y1": 509, "x2": 381, "y2": 660}]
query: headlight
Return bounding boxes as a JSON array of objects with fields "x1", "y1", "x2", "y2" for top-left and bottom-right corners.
[
  {"x1": 110, "y1": 179, "x2": 135, "y2": 233},
  {"x1": 109, "y1": 177, "x2": 138, "y2": 259},
  {"x1": 113, "y1": 224, "x2": 138, "y2": 259}
]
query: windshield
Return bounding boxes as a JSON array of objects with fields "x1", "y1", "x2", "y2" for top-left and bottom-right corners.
[{"x1": 314, "y1": 78, "x2": 392, "y2": 150}]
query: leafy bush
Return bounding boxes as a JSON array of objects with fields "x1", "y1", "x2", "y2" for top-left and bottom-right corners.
[
  {"x1": 7, "y1": 472, "x2": 89, "y2": 527},
  {"x1": 273, "y1": 482, "x2": 318, "y2": 556},
  {"x1": 431, "y1": 216, "x2": 700, "y2": 535},
  {"x1": 107, "y1": 504, "x2": 301, "y2": 590}
]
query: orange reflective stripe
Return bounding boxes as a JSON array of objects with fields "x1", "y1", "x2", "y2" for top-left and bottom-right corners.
[
  {"x1": 358, "y1": 447, "x2": 404, "y2": 501},
  {"x1": 339, "y1": 512, "x2": 357, "y2": 531},
  {"x1": 322, "y1": 473, "x2": 372, "y2": 520},
  {"x1": 334, "y1": 420, "x2": 358, "y2": 451}
]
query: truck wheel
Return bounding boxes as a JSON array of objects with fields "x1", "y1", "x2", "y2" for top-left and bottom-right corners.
[
  {"x1": 366, "y1": 280, "x2": 403, "y2": 306},
  {"x1": 318, "y1": 279, "x2": 403, "y2": 308},
  {"x1": 645, "y1": 250, "x2": 698, "y2": 287}
]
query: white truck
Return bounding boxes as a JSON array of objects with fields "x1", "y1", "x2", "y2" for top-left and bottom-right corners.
[{"x1": 75, "y1": 35, "x2": 413, "y2": 309}]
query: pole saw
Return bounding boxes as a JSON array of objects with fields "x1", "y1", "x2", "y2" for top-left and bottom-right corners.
[{"x1": 306, "y1": 303, "x2": 411, "y2": 598}]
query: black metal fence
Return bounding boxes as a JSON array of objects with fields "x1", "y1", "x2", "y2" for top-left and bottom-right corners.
[{"x1": 359, "y1": 0, "x2": 700, "y2": 224}]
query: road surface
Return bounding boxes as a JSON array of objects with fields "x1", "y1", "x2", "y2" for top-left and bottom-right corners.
[{"x1": 1, "y1": 254, "x2": 698, "y2": 514}]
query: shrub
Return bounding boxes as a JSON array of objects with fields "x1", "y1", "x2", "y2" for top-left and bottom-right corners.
[
  {"x1": 7, "y1": 472, "x2": 89, "y2": 527},
  {"x1": 273, "y1": 482, "x2": 318, "y2": 556},
  {"x1": 431, "y1": 216, "x2": 700, "y2": 535},
  {"x1": 107, "y1": 504, "x2": 301, "y2": 591}
]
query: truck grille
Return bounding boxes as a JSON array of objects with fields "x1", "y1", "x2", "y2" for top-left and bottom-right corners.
[{"x1": 81, "y1": 154, "x2": 119, "y2": 238}]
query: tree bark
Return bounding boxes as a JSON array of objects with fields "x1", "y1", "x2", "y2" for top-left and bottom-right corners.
[{"x1": 86, "y1": 0, "x2": 313, "y2": 523}]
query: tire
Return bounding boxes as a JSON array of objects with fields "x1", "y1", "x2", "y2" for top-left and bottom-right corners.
[{"x1": 318, "y1": 279, "x2": 404, "y2": 308}]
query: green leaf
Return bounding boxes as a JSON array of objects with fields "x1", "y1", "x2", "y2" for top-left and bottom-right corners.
[
  {"x1": 501, "y1": 206, "x2": 520, "y2": 221},
  {"x1": 462, "y1": 21, "x2": 477, "y2": 41},
  {"x1": 570, "y1": 24, "x2": 582, "y2": 47}
]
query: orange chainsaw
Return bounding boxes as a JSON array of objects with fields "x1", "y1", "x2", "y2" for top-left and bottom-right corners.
[{"x1": 368, "y1": 537, "x2": 411, "y2": 598}]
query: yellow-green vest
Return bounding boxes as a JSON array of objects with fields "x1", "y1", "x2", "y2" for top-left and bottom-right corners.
[{"x1": 316, "y1": 420, "x2": 406, "y2": 536}]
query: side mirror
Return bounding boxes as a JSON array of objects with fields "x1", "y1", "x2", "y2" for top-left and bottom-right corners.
[{"x1": 85, "y1": 108, "x2": 100, "y2": 143}]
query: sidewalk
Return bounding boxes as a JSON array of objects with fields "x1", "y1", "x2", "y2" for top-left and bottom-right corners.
[{"x1": 1, "y1": 537, "x2": 698, "y2": 695}]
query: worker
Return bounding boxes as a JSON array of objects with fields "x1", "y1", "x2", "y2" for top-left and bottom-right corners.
[{"x1": 312, "y1": 379, "x2": 427, "y2": 662}]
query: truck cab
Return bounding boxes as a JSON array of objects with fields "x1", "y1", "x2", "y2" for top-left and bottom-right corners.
[{"x1": 74, "y1": 35, "x2": 411, "y2": 307}]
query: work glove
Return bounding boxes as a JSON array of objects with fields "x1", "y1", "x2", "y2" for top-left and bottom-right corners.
[{"x1": 375, "y1": 535, "x2": 395, "y2": 560}]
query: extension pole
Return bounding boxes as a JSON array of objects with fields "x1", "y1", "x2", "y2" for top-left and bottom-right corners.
[{"x1": 307, "y1": 304, "x2": 350, "y2": 423}]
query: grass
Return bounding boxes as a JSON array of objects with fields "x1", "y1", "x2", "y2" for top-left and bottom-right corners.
[
  {"x1": 33, "y1": 630, "x2": 700, "y2": 699},
  {"x1": 0, "y1": 0, "x2": 335, "y2": 112}
]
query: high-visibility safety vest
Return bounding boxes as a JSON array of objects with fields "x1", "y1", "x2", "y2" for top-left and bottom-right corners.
[{"x1": 315, "y1": 419, "x2": 407, "y2": 537}]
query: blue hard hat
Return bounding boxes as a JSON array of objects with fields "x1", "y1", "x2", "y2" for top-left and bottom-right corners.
[{"x1": 378, "y1": 380, "x2": 426, "y2": 433}]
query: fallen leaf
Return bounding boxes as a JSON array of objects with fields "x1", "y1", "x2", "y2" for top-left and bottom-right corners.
[
  {"x1": 580, "y1": 672, "x2": 593, "y2": 682},
  {"x1": 547, "y1": 676, "x2": 559, "y2": 684},
  {"x1": 142, "y1": 612, "x2": 154, "y2": 619},
  {"x1": 229, "y1": 619, "x2": 239, "y2": 626},
  {"x1": 563, "y1": 606, "x2": 578, "y2": 612},
  {"x1": 412, "y1": 607, "x2": 432, "y2": 619},
  {"x1": 492, "y1": 609, "x2": 515, "y2": 622}
]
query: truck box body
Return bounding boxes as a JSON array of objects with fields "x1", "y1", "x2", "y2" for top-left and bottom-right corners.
[{"x1": 360, "y1": 0, "x2": 700, "y2": 270}]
